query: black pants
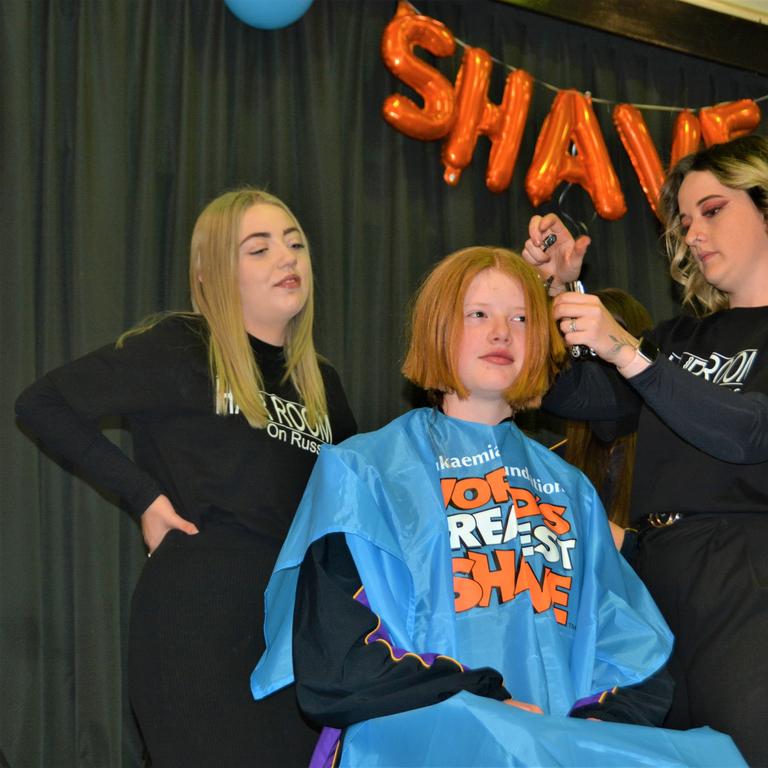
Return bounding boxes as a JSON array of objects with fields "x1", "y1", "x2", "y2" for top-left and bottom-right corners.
[
  {"x1": 635, "y1": 514, "x2": 768, "y2": 767},
  {"x1": 128, "y1": 525, "x2": 318, "y2": 767}
]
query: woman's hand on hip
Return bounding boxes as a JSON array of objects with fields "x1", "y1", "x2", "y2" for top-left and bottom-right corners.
[{"x1": 141, "y1": 494, "x2": 199, "y2": 554}]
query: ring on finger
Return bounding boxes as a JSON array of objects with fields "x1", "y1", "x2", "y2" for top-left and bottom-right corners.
[{"x1": 568, "y1": 319, "x2": 577, "y2": 334}]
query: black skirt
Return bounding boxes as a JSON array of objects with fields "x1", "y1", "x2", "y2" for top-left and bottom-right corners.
[
  {"x1": 128, "y1": 524, "x2": 318, "y2": 767},
  {"x1": 634, "y1": 513, "x2": 768, "y2": 767}
]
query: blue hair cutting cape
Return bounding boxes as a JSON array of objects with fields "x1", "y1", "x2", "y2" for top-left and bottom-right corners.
[{"x1": 252, "y1": 408, "x2": 745, "y2": 766}]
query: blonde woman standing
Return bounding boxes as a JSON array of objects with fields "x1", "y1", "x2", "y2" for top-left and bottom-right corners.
[
  {"x1": 16, "y1": 189, "x2": 356, "y2": 766},
  {"x1": 524, "y1": 135, "x2": 768, "y2": 765}
]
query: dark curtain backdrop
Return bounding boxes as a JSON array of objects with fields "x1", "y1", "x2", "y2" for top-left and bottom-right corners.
[{"x1": 2, "y1": 1, "x2": 766, "y2": 765}]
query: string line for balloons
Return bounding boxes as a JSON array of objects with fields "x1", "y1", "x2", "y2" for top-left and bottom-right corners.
[{"x1": 406, "y1": 3, "x2": 768, "y2": 113}]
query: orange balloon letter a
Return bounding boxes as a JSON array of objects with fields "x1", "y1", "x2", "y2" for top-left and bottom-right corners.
[{"x1": 526, "y1": 90, "x2": 626, "y2": 220}]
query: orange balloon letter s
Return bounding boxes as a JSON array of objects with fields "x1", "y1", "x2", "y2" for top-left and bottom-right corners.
[{"x1": 381, "y1": 1, "x2": 456, "y2": 141}]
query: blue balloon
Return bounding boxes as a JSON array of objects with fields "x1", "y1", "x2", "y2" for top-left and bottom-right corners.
[{"x1": 224, "y1": 0, "x2": 315, "y2": 30}]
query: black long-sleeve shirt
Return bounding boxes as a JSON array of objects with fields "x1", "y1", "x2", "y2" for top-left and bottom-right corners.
[
  {"x1": 543, "y1": 308, "x2": 768, "y2": 524},
  {"x1": 15, "y1": 314, "x2": 357, "y2": 539}
]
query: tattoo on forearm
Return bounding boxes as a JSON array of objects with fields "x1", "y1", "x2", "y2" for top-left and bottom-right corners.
[{"x1": 607, "y1": 334, "x2": 635, "y2": 357}]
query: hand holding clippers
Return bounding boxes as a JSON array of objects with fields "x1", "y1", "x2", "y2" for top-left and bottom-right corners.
[{"x1": 565, "y1": 280, "x2": 597, "y2": 360}]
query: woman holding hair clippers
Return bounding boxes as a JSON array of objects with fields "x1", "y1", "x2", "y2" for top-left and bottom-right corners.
[{"x1": 523, "y1": 134, "x2": 768, "y2": 766}]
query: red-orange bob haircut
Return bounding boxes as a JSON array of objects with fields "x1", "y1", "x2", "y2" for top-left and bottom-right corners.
[{"x1": 402, "y1": 246, "x2": 565, "y2": 412}]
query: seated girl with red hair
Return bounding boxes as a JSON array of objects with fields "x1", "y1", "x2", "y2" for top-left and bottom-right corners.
[{"x1": 252, "y1": 246, "x2": 744, "y2": 767}]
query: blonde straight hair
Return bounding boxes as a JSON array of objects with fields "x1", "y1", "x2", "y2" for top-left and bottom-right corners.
[{"x1": 121, "y1": 188, "x2": 327, "y2": 429}]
